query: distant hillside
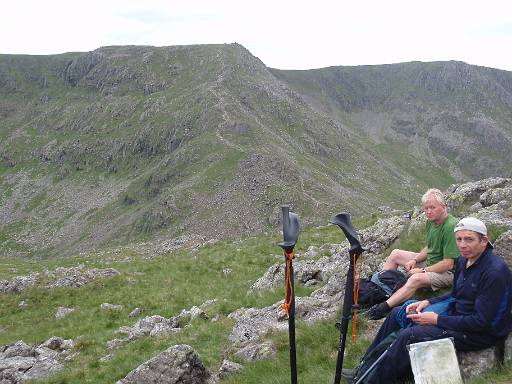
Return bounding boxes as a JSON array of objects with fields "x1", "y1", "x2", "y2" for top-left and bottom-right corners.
[
  {"x1": 1, "y1": 44, "x2": 511, "y2": 257},
  {"x1": 271, "y1": 61, "x2": 512, "y2": 178}
]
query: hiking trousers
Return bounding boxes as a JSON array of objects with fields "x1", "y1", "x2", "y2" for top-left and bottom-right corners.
[{"x1": 363, "y1": 307, "x2": 499, "y2": 384}]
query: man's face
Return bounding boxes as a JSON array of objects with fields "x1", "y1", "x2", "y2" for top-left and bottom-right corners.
[
  {"x1": 455, "y1": 230, "x2": 488, "y2": 261},
  {"x1": 422, "y1": 198, "x2": 447, "y2": 224}
]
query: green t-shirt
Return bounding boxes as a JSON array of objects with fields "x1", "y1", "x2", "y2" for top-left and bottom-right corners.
[{"x1": 425, "y1": 213, "x2": 459, "y2": 267}]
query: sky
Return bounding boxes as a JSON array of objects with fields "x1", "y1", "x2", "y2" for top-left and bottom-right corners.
[{"x1": 1, "y1": 0, "x2": 512, "y2": 71}]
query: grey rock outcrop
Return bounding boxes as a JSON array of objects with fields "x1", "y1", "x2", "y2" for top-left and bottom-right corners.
[
  {"x1": 0, "y1": 266, "x2": 120, "y2": 294},
  {"x1": 480, "y1": 186, "x2": 512, "y2": 207},
  {"x1": 55, "y1": 307, "x2": 75, "y2": 319},
  {"x1": 446, "y1": 177, "x2": 510, "y2": 210},
  {"x1": 64, "y1": 51, "x2": 104, "y2": 87},
  {"x1": 116, "y1": 344, "x2": 209, "y2": 384},
  {"x1": 117, "y1": 315, "x2": 179, "y2": 340},
  {"x1": 0, "y1": 337, "x2": 74, "y2": 383},
  {"x1": 0, "y1": 273, "x2": 38, "y2": 294},
  {"x1": 458, "y1": 345, "x2": 501, "y2": 381},
  {"x1": 128, "y1": 307, "x2": 143, "y2": 318},
  {"x1": 110, "y1": 300, "x2": 216, "y2": 349},
  {"x1": 233, "y1": 341, "x2": 277, "y2": 362},
  {"x1": 494, "y1": 230, "x2": 512, "y2": 267},
  {"x1": 218, "y1": 359, "x2": 243, "y2": 378},
  {"x1": 101, "y1": 303, "x2": 123, "y2": 312}
]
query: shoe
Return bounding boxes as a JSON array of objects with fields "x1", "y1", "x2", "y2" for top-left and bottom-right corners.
[
  {"x1": 365, "y1": 302, "x2": 390, "y2": 320},
  {"x1": 341, "y1": 368, "x2": 357, "y2": 379}
]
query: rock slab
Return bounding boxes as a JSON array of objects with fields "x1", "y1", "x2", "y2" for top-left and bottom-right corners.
[{"x1": 116, "y1": 344, "x2": 209, "y2": 384}]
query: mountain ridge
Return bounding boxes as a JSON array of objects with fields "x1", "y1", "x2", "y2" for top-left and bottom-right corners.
[{"x1": 1, "y1": 43, "x2": 511, "y2": 257}]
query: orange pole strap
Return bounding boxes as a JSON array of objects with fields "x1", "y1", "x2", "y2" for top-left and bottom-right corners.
[
  {"x1": 351, "y1": 252, "x2": 363, "y2": 343},
  {"x1": 280, "y1": 250, "x2": 295, "y2": 316}
]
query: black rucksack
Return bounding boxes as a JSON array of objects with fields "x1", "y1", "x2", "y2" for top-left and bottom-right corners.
[{"x1": 357, "y1": 270, "x2": 407, "y2": 307}]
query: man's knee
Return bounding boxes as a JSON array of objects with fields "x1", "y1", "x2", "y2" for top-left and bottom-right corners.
[
  {"x1": 404, "y1": 273, "x2": 430, "y2": 289},
  {"x1": 387, "y1": 249, "x2": 403, "y2": 263}
]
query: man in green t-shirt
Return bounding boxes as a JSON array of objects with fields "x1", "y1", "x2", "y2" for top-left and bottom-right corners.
[{"x1": 366, "y1": 188, "x2": 459, "y2": 320}]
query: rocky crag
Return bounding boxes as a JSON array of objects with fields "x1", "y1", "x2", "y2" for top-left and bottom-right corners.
[{"x1": 2, "y1": 45, "x2": 512, "y2": 258}]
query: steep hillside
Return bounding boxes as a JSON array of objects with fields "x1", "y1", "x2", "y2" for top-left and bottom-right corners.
[
  {"x1": 1, "y1": 45, "x2": 511, "y2": 257},
  {"x1": 272, "y1": 61, "x2": 512, "y2": 179}
]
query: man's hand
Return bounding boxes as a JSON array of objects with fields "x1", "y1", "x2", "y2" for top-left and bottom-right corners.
[
  {"x1": 406, "y1": 300, "x2": 430, "y2": 314},
  {"x1": 406, "y1": 300, "x2": 437, "y2": 325},
  {"x1": 408, "y1": 267, "x2": 424, "y2": 275},
  {"x1": 406, "y1": 311, "x2": 438, "y2": 325},
  {"x1": 404, "y1": 259, "x2": 417, "y2": 272}
]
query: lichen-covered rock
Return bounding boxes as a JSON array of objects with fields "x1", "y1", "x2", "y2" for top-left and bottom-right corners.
[
  {"x1": 100, "y1": 303, "x2": 123, "y2": 312},
  {"x1": 0, "y1": 273, "x2": 38, "y2": 294},
  {"x1": 2, "y1": 341, "x2": 33, "y2": 358},
  {"x1": 0, "y1": 266, "x2": 120, "y2": 294},
  {"x1": 118, "y1": 315, "x2": 179, "y2": 340},
  {"x1": 116, "y1": 344, "x2": 210, "y2": 384},
  {"x1": 228, "y1": 305, "x2": 286, "y2": 343},
  {"x1": 446, "y1": 177, "x2": 511, "y2": 210},
  {"x1": 55, "y1": 307, "x2": 75, "y2": 319},
  {"x1": 128, "y1": 307, "x2": 143, "y2": 318},
  {"x1": 494, "y1": 230, "x2": 512, "y2": 268},
  {"x1": 218, "y1": 359, "x2": 243, "y2": 378},
  {"x1": 458, "y1": 346, "x2": 500, "y2": 381},
  {"x1": 0, "y1": 337, "x2": 74, "y2": 383},
  {"x1": 480, "y1": 186, "x2": 512, "y2": 207},
  {"x1": 233, "y1": 341, "x2": 276, "y2": 362}
]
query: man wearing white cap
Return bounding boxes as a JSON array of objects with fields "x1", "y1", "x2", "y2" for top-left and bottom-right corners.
[{"x1": 343, "y1": 217, "x2": 512, "y2": 383}]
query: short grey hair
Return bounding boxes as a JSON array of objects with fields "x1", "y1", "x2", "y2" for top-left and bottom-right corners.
[{"x1": 421, "y1": 188, "x2": 446, "y2": 206}]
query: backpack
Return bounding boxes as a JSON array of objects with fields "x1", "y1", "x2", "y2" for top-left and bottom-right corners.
[{"x1": 357, "y1": 270, "x2": 407, "y2": 307}]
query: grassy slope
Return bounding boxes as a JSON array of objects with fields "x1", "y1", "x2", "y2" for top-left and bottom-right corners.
[{"x1": 1, "y1": 221, "x2": 510, "y2": 383}]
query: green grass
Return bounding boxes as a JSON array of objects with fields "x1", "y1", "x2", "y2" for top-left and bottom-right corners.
[{"x1": 1, "y1": 223, "x2": 511, "y2": 383}]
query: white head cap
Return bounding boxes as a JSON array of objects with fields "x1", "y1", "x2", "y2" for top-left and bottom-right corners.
[{"x1": 454, "y1": 217, "x2": 487, "y2": 236}]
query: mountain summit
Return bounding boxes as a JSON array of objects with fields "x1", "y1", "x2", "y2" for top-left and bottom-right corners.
[{"x1": 1, "y1": 44, "x2": 511, "y2": 256}]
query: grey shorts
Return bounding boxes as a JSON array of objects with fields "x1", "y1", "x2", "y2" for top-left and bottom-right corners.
[{"x1": 417, "y1": 261, "x2": 454, "y2": 291}]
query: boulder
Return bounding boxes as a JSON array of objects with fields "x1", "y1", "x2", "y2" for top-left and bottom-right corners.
[
  {"x1": 458, "y1": 345, "x2": 501, "y2": 381},
  {"x1": 446, "y1": 177, "x2": 510, "y2": 210},
  {"x1": 128, "y1": 308, "x2": 143, "y2": 318},
  {"x1": 0, "y1": 337, "x2": 73, "y2": 383},
  {"x1": 118, "y1": 315, "x2": 179, "y2": 340},
  {"x1": 2, "y1": 341, "x2": 33, "y2": 358},
  {"x1": 228, "y1": 304, "x2": 286, "y2": 343},
  {"x1": 55, "y1": 307, "x2": 75, "y2": 319},
  {"x1": 100, "y1": 303, "x2": 124, "y2": 312},
  {"x1": 233, "y1": 341, "x2": 277, "y2": 362},
  {"x1": 0, "y1": 267, "x2": 120, "y2": 294},
  {"x1": 116, "y1": 344, "x2": 210, "y2": 384},
  {"x1": 218, "y1": 359, "x2": 243, "y2": 378},
  {"x1": 494, "y1": 230, "x2": 512, "y2": 268},
  {"x1": 480, "y1": 187, "x2": 512, "y2": 208}
]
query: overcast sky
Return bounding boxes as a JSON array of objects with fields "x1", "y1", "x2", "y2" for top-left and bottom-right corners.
[{"x1": 1, "y1": 0, "x2": 511, "y2": 71}]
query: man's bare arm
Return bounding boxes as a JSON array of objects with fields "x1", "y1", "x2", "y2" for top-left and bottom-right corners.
[{"x1": 405, "y1": 246, "x2": 428, "y2": 271}]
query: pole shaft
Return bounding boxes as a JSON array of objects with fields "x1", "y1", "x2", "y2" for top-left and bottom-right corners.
[
  {"x1": 288, "y1": 262, "x2": 297, "y2": 384},
  {"x1": 334, "y1": 259, "x2": 356, "y2": 384}
]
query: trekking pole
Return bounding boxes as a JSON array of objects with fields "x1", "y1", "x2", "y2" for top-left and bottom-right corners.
[
  {"x1": 330, "y1": 213, "x2": 365, "y2": 384},
  {"x1": 278, "y1": 205, "x2": 300, "y2": 384},
  {"x1": 354, "y1": 343, "x2": 394, "y2": 384}
]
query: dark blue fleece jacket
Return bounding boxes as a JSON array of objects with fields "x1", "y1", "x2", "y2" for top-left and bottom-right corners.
[{"x1": 430, "y1": 246, "x2": 512, "y2": 340}]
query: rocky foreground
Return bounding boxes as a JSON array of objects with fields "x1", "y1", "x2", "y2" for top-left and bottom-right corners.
[{"x1": 2, "y1": 177, "x2": 512, "y2": 383}]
